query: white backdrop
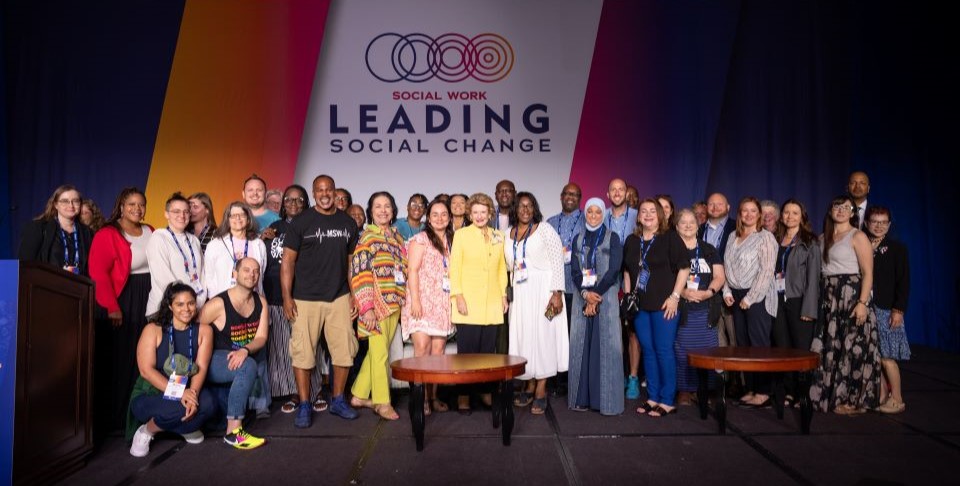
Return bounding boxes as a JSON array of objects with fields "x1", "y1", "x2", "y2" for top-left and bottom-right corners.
[{"x1": 295, "y1": 0, "x2": 603, "y2": 216}]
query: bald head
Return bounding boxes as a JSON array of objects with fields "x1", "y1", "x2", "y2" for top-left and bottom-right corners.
[
  {"x1": 561, "y1": 183, "x2": 582, "y2": 213},
  {"x1": 706, "y1": 193, "x2": 730, "y2": 221},
  {"x1": 607, "y1": 179, "x2": 627, "y2": 208}
]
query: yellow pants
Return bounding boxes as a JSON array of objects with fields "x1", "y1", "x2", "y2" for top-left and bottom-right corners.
[{"x1": 350, "y1": 311, "x2": 400, "y2": 405}]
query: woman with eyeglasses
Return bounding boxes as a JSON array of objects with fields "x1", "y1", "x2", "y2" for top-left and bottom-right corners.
[
  {"x1": 504, "y1": 192, "x2": 568, "y2": 416},
  {"x1": 204, "y1": 201, "x2": 267, "y2": 298},
  {"x1": 264, "y1": 186, "x2": 328, "y2": 414},
  {"x1": 864, "y1": 206, "x2": 910, "y2": 414},
  {"x1": 810, "y1": 195, "x2": 881, "y2": 415},
  {"x1": 89, "y1": 187, "x2": 153, "y2": 434},
  {"x1": 19, "y1": 184, "x2": 94, "y2": 276},
  {"x1": 146, "y1": 193, "x2": 207, "y2": 319},
  {"x1": 395, "y1": 193, "x2": 428, "y2": 241}
]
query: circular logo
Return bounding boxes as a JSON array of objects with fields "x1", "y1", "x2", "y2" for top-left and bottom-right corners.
[{"x1": 365, "y1": 33, "x2": 514, "y2": 83}]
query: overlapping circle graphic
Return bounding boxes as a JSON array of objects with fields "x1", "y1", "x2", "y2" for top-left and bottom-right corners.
[{"x1": 365, "y1": 33, "x2": 514, "y2": 83}]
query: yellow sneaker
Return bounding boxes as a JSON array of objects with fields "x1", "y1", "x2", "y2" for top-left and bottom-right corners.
[{"x1": 223, "y1": 427, "x2": 265, "y2": 450}]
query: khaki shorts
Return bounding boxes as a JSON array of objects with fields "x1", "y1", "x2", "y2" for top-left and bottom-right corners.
[{"x1": 290, "y1": 294, "x2": 358, "y2": 369}]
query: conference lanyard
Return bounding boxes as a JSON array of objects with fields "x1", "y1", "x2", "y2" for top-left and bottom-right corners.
[
  {"x1": 607, "y1": 211, "x2": 628, "y2": 244},
  {"x1": 561, "y1": 212, "x2": 582, "y2": 247},
  {"x1": 169, "y1": 323, "x2": 194, "y2": 375},
  {"x1": 639, "y1": 235, "x2": 656, "y2": 269},
  {"x1": 580, "y1": 225, "x2": 605, "y2": 271},
  {"x1": 690, "y1": 244, "x2": 700, "y2": 275},
  {"x1": 168, "y1": 228, "x2": 199, "y2": 281},
  {"x1": 512, "y1": 224, "x2": 531, "y2": 263},
  {"x1": 229, "y1": 234, "x2": 250, "y2": 264},
  {"x1": 59, "y1": 228, "x2": 80, "y2": 272},
  {"x1": 780, "y1": 233, "x2": 798, "y2": 275}
]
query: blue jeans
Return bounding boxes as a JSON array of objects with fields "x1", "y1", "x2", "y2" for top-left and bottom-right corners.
[
  {"x1": 634, "y1": 309, "x2": 680, "y2": 406},
  {"x1": 131, "y1": 388, "x2": 216, "y2": 435},
  {"x1": 208, "y1": 349, "x2": 258, "y2": 420}
]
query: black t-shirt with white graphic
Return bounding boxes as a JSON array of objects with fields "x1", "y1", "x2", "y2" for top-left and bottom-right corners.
[{"x1": 283, "y1": 208, "x2": 358, "y2": 302}]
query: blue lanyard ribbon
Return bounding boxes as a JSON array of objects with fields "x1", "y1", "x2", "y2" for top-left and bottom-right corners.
[
  {"x1": 59, "y1": 228, "x2": 80, "y2": 269},
  {"x1": 580, "y1": 225, "x2": 605, "y2": 271},
  {"x1": 780, "y1": 233, "x2": 798, "y2": 275},
  {"x1": 512, "y1": 224, "x2": 531, "y2": 264},
  {"x1": 639, "y1": 235, "x2": 656, "y2": 268},
  {"x1": 168, "y1": 228, "x2": 199, "y2": 278},
  {"x1": 169, "y1": 324, "x2": 194, "y2": 374},
  {"x1": 561, "y1": 211, "x2": 582, "y2": 247},
  {"x1": 229, "y1": 235, "x2": 250, "y2": 263},
  {"x1": 690, "y1": 244, "x2": 700, "y2": 275}
]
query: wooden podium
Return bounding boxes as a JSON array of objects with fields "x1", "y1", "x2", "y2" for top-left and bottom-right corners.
[{"x1": 14, "y1": 262, "x2": 94, "y2": 485}]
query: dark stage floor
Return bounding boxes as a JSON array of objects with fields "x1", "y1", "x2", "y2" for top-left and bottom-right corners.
[{"x1": 60, "y1": 346, "x2": 960, "y2": 486}]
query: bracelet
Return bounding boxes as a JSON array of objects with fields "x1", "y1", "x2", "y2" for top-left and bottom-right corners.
[
  {"x1": 242, "y1": 346, "x2": 252, "y2": 355},
  {"x1": 707, "y1": 288, "x2": 716, "y2": 296},
  {"x1": 857, "y1": 299, "x2": 868, "y2": 306},
  {"x1": 670, "y1": 292, "x2": 681, "y2": 301}
]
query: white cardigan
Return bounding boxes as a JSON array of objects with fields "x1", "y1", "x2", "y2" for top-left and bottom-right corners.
[{"x1": 203, "y1": 235, "x2": 267, "y2": 299}]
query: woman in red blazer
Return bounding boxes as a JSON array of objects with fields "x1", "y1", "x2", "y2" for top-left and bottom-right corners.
[{"x1": 88, "y1": 187, "x2": 154, "y2": 436}]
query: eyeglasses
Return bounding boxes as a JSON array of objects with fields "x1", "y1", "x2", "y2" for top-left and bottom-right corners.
[
  {"x1": 58, "y1": 198, "x2": 81, "y2": 206},
  {"x1": 334, "y1": 196, "x2": 348, "y2": 202},
  {"x1": 867, "y1": 220, "x2": 890, "y2": 227},
  {"x1": 832, "y1": 204, "x2": 854, "y2": 213},
  {"x1": 283, "y1": 196, "x2": 305, "y2": 204},
  {"x1": 229, "y1": 213, "x2": 248, "y2": 220},
  {"x1": 409, "y1": 203, "x2": 425, "y2": 209}
]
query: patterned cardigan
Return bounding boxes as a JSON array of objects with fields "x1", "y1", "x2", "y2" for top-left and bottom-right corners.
[{"x1": 350, "y1": 224, "x2": 408, "y2": 329}]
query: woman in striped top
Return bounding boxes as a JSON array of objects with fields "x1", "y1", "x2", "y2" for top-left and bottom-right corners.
[
  {"x1": 722, "y1": 197, "x2": 779, "y2": 408},
  {"x1": 349, "y1": 191, "x2": 408, "y2": 421}
]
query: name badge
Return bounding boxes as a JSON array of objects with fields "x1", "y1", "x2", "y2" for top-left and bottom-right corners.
[
  {"x1": 775, "y1": 272, "x2": 786, "y2": 293},
  {"x1": 191, "y1": 280, "x2": 206, "y2": 299},
  {"x1": 581, "y1": 269, "x2": 597, "y2": 288},
  {"x1": 687, "y1": 274, "x2": 701, "y2": 290},
  {"x1": 637, "y1": 267, "x2": 650, "y2": 292},
  {"x1": 63, "y1": 265, "x2": 79, "y2": 275},
  {"x1": 441, "y1": 276, "x2": 451, "y2": 293},
  {"x1": 514, "y1": 260, "x2": 528, "y2": 284},
  {"x1": 563, "y1": 245, "x2": 572, "y2": 264},
  {"x1": 395, "y1": 264, "x2": 407, "y2": 286},
  {"x1": 163, "y1": 373, "x2": 188, "y2": 401}
]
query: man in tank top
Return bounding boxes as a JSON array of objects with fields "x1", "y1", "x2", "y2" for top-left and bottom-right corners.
[{"x1": 200, "y1": 257, "x2": 269, "y2": 449}]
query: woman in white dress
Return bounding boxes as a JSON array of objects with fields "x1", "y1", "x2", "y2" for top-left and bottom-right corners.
[{"x1": 504, "y1": 192, "x2": 568, "y2": 415}]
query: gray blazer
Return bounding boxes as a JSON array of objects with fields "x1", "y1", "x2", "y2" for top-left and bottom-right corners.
[{"x1": 783, "y1": 239, "x2": 821, "y2": 319}]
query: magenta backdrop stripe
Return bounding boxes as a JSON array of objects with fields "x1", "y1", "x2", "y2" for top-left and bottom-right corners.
[{"x1": 570, "y1": 1, "x2": 657, "y2": 200}]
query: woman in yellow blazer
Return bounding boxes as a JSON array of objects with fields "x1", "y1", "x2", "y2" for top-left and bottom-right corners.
[{"x1": 449, "y1": 192, "x2": 509, "y2": 414}]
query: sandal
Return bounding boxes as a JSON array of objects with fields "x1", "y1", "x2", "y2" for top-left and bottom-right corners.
[
  {"x1": 350, "y1": 396, "x2": 374, "y2": 409},
  {"x1": 312, "y1": 395, "x2": 329, "y2": 413},
  {"x1": 531, "y1": 397, "x2": 547, "y2": 415},
  {"x1": 878, "y1": 399, "x2": 906, "y2": 414},
  {"x1": 280, "y1": 399, "x2": 298, "y2": 414},
  {"x1": 431, "y1": 399, "x2": 449, "y2": 413},
  {"x1": 514, "y1": 391, "x2": 534, "y2": 407},
  {"x1": 374, "y1": 404, "x2": 400, "y2": 421},
  {"x1": 648, "y1": 405, "x2": 677, "y2": 418},
  {"x1": 636, "y1": 401, "x2": 658, "y2": 415}
]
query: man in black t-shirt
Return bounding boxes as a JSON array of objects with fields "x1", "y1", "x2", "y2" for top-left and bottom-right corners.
[{"x1": 281, "y1": 175, "x2": 360, "y2": 427}]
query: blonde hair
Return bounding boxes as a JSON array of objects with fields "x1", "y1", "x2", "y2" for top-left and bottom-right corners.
[{"x1": 466, "y1": 193, "x2": 496, "y2": 223}]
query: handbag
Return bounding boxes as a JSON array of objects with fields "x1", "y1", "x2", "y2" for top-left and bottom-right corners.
[{"x1": 619, "y1": 289, "x2": 640, "y2": 321}]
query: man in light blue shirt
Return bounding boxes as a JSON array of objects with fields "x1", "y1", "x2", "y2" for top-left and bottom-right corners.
[
  {"x1": 605, "y1": 178, "x2": 641, "y2": 399},
  {"x1": 604, "y1": 178, "x2": 637, "y2": 244}
]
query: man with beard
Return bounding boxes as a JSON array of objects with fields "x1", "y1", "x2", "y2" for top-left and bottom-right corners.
[{"x1": 243, "y1": 174, "x2": 280, "y2": 232}]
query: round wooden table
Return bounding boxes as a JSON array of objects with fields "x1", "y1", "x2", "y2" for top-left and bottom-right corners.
[
  {"x1": 687, "y1": 347, "x2": 819, "y2": 434},
  {"x1": 391, "y1": 354, "x2": 527, "y2": 451}
]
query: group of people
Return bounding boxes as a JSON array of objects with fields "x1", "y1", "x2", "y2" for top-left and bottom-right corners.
[{"x1": 17, "y1": 169, "x2": 911, "y2": 457}]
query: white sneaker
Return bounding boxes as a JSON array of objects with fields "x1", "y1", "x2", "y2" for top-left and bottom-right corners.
[
  {"x1": 181, "y1": 430, "x2": 205, "y2": 444},
  {"x1": 130, "y1": 425, "x2": 153, "y2": 457}
]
